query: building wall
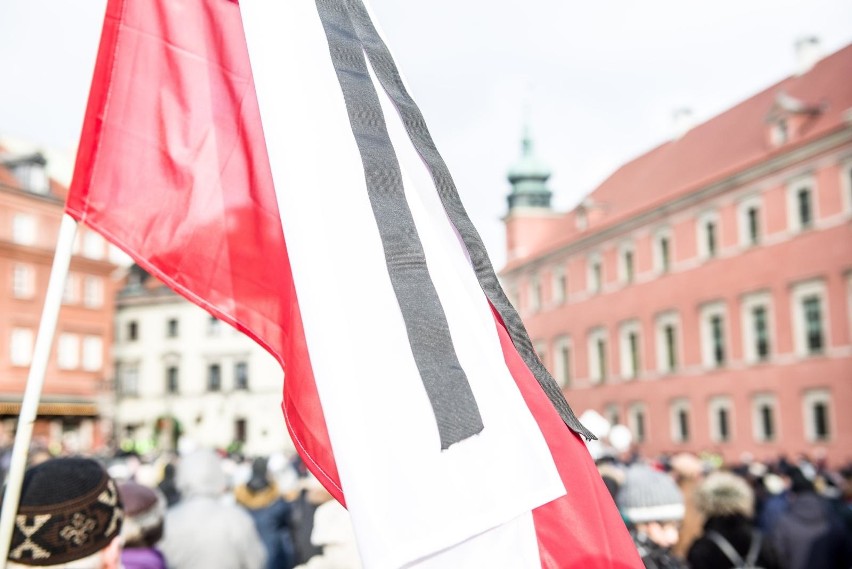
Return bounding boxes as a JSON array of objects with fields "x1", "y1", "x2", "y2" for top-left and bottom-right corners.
[
  {"x1": 503, "y1": 142, "x2": 852, "y2": 464},
  {"x1": 112, "y1": 285, "x2": 293, "y2": 457},
  {"x1": 0, "y1": 173, "x2": 119, "y2": 453}
]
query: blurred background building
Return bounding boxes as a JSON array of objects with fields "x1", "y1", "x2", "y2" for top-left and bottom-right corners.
[
  {"x1": 111, "y1": 265, "x2": 293, "y2": 456},
  {"x1": 0, "y1": 146, "x2": 119, "y2": 454},
  {"x1": 500, "y1": 41, "x2": 852, "y2": 464}
]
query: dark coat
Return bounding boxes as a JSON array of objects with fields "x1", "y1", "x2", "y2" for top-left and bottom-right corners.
[
  {"x1": 235, "y1": 483, "x2": 296, "y2": 569},
  {"x1": 687, "y1": 515, "x2": 783, "y2": 569},
  {"x1": 769, "y1": 491, "x2": 852, "y2": 569},
  {"x1": 629, "y1": 530, "x2": 686, "y2": 569}
]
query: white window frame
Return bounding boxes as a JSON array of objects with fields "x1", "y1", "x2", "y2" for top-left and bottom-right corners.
[
  {"x1": 12, "y1": 213, "x2": 37, "y2": 245},
  {"x1": 786, "y1": 173, "x2": 817, "y2": 232},
  {"x1": 697, "y1": 210, "x2": 720, "y2": 260},
  {"x1": 604, "y1": 403, "x2": 620, "y2": 427},
  {"x1": 10, "y1": 328, "x2": 34, "y2": 367},
  {"x1": 619, "y1": 320, "x2": 641, "y2": 380},
  {"x1": 551, "y1": 265, "x2": 567, "y2": 305},
  {"x1": 552, "y1": 335, "x2": 573, "y2": 388},
  {"x1": 587, "y1": 253, "x2": 602, "y2": 294},
  {"x1": 119, "y1": 362, "x2": 140, "y2": 397},
  {"x1": 528, "y1": 273, "x2": 541, "y2": 312},
  {"x1": 12, "y1": 264, "x2": 35, "y2": 299},
  {"x1": 708, "y1": 395, "x2": 734, "y2": 443},
  {"x1": 741, "y1": 291, "x2": 773, "y2": 364},
  {"x1": 587, "y1": 327, "x2": 608, "y2": 384},
  {"x1": 670, "y1": 398, "x2": 691, "y2": 443},
  {"x1": 627, "y1": 402, "x2": 647, "y2": 443},
  {"x1": 62, "y1": 273, "x2": 79, "y2": 305},
  {"x1": 791, "y1": 279, "x2": 828, "y2": 357},
  {"x1": 841, "y1": 157, "x2": 852, "y2": 215},
  {"x1": 655, "y1": 311, "x2": 681, "y2": 374},
  {"x1": 82, "y1": 231, "x2": 104, "y2": 260},
  {"x1": 802, "y1": 388, "x2": 832, "y2": 442},
  {"x1": 751, "y1": 393, "x2": 779, "y2": 443},
  {"x1": 618, "y1": 241, "x2": 636, "y2": 284},
  {"x1": 737, "y1": 194, "x2": 763, "y2": 247},
  {"x1": 57, "y1": 333, "x2": 80, "y2": 370},
  {"x1": 82, "y1": 335, "x2": 103, "y2": 372},
  {"x1": 653, "y1": 227, "x2": 673, "y2": 274},
  {"x1": 82, "y1": 276, "x2": 104, "y2": 308},
  {"x1": 700, "y1": 301, "x2": 728, "y2": 369}
]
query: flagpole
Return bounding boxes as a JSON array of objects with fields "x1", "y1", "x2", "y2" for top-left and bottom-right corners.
[{"x1": 0, "y1": 214, "x2": 78, "y2": 566}]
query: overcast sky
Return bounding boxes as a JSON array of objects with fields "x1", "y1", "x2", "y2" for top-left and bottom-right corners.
[{"x1": 1, "y1": 1, "x2": 851, "y2": 268}]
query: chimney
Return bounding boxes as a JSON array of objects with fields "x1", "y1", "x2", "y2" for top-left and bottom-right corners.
[
  {"x1": 672, "y1": 107, "x2": 695, "y2": 139},
  {"x1": 794, "y1": 36, "x2": 822, "y2": 76}
]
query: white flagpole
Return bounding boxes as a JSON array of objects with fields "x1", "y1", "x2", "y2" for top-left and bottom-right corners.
[{"x1": 0, "y1": 214, "x2": 78, "y2": 566}]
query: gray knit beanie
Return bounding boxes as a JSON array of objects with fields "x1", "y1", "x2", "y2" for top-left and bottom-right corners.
[{"x1": 617, "y1": 464, "x2": 684, "y2": 524}]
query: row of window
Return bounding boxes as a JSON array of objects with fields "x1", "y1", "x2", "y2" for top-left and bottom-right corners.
[
  {"x1": 117, "y1": 360, "x2": 250, "y2": 396},
  {"x1": 521, "y1": 171, "x2": 845, "y2": 310},
  {"x1": 7, "y1": 212, "x2": 111, "y2": 260},
  {"x1": 611, "y1": 388, "x2": 833, "y2": 446},
  {"x1": 542, "y1": 279, "x2": 831, "y2": 385},
  {"x1": 124, "y1": 315, "x2": 227, "y2": 343},
  {"x1": 9, "y1": 264, "x2": 105, "y2": 308},
  {"x1": 8, "y1": 329, "x2": 103, "y2": 371}
]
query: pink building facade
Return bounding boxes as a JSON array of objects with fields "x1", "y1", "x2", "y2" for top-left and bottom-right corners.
[{"x1": 500, "y1": 44, "x2": 852, "y2": 465}]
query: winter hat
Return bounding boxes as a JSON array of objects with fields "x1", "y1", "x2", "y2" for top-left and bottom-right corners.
[
  {"x1": 7, "y1": 457, "x2": 123, "y2": 566},
  {"x1": 117, "y1": 482, "x2": 166, "y2": 548},
  {"x1": 696, "y1": 471, "x2": 754, "y2": 518},
  {"x1": 617, "y1": 464, "x2": 684, "y2": 524}
]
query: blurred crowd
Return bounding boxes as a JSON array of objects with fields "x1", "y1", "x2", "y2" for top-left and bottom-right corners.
[
  {"x1": 4, "y1": 442, "x2": 852, "y2": 568},
  {"x1": 599, "y1": 450, "x2": 852, "y2": 569}
]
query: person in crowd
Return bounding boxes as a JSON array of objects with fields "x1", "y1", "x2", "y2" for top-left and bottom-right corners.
[
  {"x1": 668, "y1": 452, "x2": 704, "y2": 560},
  {"x1": 290, "y1": 475, "x2": 326, "y2": 565},
  {"x1": 295, "y1": 481, "x2": 361, "y2": 569},
  {"x1": 235, "y1": 457, "x2": 296, "y2": 569},
  {"x1": 157, "y1": 448, "x2": 267, "y2": 569},
  {"x1": 117, "y1": 481, "x2": 167, "y2": 569},
  {"x1": 769, "y1": 467, "x2": 852, "y2": 569},
  {"x1": 616, "y1": 463, "x2": 686, "y2": 569},
  {"x1": 686, "y1": 470, "x2": 783, "y2": 569},
  {"x1": 5, "y1": 457, "x2": 124, "y2": 569},
  {"x1": 156, "y1": 462, "x2": 180, "y2": 507}
]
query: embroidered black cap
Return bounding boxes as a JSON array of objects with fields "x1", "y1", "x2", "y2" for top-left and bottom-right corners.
[{"x1": 7, "y1": 457, "x2": 123, "y2": 566}]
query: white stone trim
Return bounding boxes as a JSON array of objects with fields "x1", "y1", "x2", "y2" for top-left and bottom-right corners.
[
  {"x1": 751, "y1": 393, "x2": 779, "y2": 443},
  {"x1": 696, "y1": 209, "x2": 720, "y2": 260},
  {"x1": 669, "y1": 397, "x2": 691, "y2": 443},
  {"x1": 790, "y1": 278, "x2": 829, "y2": 357},
  {"x1": 619, "y1": 319, "x2": 642, "y2": 380},
  {"x1": 740, "y1": 291, "x2": 774, "y2": 364},
  {"x1": 655, "y1": 311, "x2": 681, "y2": 374},
  {"x1": 552, "y1": 335, "x2": 573, "y2": 388},
  {"x1": 587, "y1": 326, "x2": 609, "y2": 384},
  {"x1": 700, "y1": 301, "x2": 729, "y2": 369},
  {"x1": 786, "y1": 172, "x2": 818, "y2": 233},
  {"x1": 802, "y1": 388, "x2": 832, "y2": 442},
  {"x1": 708, "y1": 395, "x2": 734, "y2": 443}
]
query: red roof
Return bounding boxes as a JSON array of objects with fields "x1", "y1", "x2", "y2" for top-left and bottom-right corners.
[{"x1": 505, "y1": 43, "x2": 852, "y2": 270}]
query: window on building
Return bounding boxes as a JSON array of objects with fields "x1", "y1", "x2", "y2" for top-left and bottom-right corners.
[
  {"x1": 737, "y1": 195, "x2": 763, "y2": 247},
  {"x1": 619, "y1": 322, "x2": 641, "y2": 379},
  {"x1": 655, "y1": 230, "x2": 673, "y2": 274},
  {"x1": 752, "y1": 394, "x2": 777, "y2": 442},
  {"x1": 552, "y1": 268, "x2": 566, "y2": 304},
  {"x1": 82, "y1": 231, "x2": 104, "y2": 260},
  {"x1": 803, "y1": 389, "x2": 831, "y2": 442},
  {"x1": 797, "y1": 188, "x2": 813, "y2": 229},
  {"x1": 127, "y1": 321, "x2": 139, "y2": 342},
  {"x1": 604, "y1": 404, "x2": 620, "y2": 427},
  {"x1": 118, "y1": 363, "x2": 140, "y2": 397},
  {"x1": 753, "y1": 306, "x2": 770, "y2": 360},
  {"x1": 82, "y1": 336, "x2": 103, "y2": 371},
  {"x1": 803, "y1": 296, "x2": 824, "y2": 354},
  {"x1": 207, "y1": 316, "x2": 222, "y2": 336},
  {"x1": 208, "y1": 364, "x2": 222, "y2": 392},
  {"x1": 628, "y1": 403, "x2": 646, "y2": 443},
  {"x1": 554, "y1": 337, "x2": 572, "y2": 388},
  {"x1": 706, "y1": 221, "x2": 717, "y2": 257},
  {"x1": 82, "y1": 276, "x2": 104, "y2": 308},
  {"x1": 710, "y1": 397, "x2": 733, "y2": 443},
  {"x1": 10, "y1": 328, "x2": 34, "y2": 367},
  {"x1": 235, "y1": 418, "x2": 248, "y2": 444},
  {"x1": 747, "y1": 207, "x2": 760, "y2": 244},
  {"x1": 588, "y1": 254, "x2": 602, "y2": 293},
  {"x1": 698, "y1": 212, "x2": 719, "y2": 259},
  {"x1": 57, "y1": 333, "x2": 80, "y2": 370},
  {"x1": 670, "y1": 399, "x2": 690, "y2": 443},
  {"x1": 742, "y1": 293, "x2": 772, "y2": 364},
  {"x1": 166, "y1": 366, "x2": 179, "y2": 394},
  {"x1": 234, "y1": 362, "x2": 249, "y2": 390},
  {"x1": 619, "y1": 243, "x2": 635, "y2": 285},
  {"x1": 588, "y1": 329, "x2": 608, "y2": 384},
  {"x1": 624, "y1": 250, "x2": 634, "y2": 283},
  {"x1": 12, "y1": 264, "x2": 35, "y2": 299},
  {"x1": 166, "y1": 318, "x2": 179, "y2": 338},
  {"x1": 656, "y1": 312, "x2": 679, "y2": 373},
  {"x1": 62, "y1": 273, "x2": 79, "y2": 304},
  {"x1": 12, "y1": 214, "x2": 36, "y2": 245},
  {"x1": 529, "y1": 274, "x2": 541, "y2": 311},
  {"x1": 701, "y1": 303, "x2": 727, "y2": 368}
]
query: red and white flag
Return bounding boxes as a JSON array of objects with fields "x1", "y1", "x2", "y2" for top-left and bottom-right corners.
[{"x1": 66, "y1": 1, "x2": 641, "y2": 567}]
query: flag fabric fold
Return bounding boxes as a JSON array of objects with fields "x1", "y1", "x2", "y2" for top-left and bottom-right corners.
[{"x1": 66, "y1": 0, "x2": 641, "y2": 567}]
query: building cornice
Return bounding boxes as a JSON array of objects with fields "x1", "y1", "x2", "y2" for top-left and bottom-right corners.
[{"x1": 502, "y1": 125, "x2": 852, "y2": 277}]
